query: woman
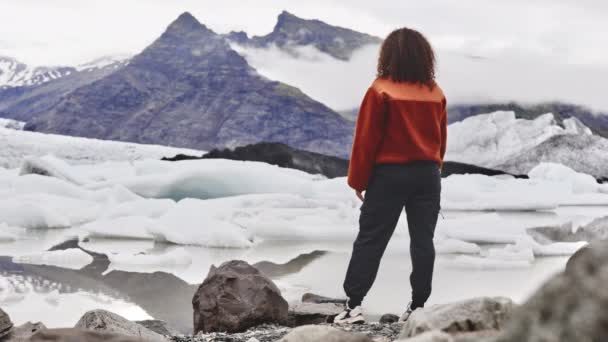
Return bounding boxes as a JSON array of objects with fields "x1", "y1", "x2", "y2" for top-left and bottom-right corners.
[{"x1": 334, "y1": 27, "x2": 446, "y2": 324}]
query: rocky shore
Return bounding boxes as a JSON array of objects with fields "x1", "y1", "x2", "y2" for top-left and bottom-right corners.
[{"x1": 1, "y1": 239, "x2": 607, "y2": 342}]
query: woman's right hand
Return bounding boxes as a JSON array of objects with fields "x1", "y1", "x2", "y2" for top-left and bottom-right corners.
[{"x1": 355, "y1": 190, "x2": 364, "y2": 202}]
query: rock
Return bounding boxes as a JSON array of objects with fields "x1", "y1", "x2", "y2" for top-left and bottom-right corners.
[
  {"x1": 287, "y1": 303, "x2": 344, "y2": 326},
  {"x1": 301, "y1": 293, "x2": 346, "y2": 305},
  {"x1": 395, "y1": 330, "x2": 453, "y2": 342},
  {"x1": 192, "y1": 260, "x2": 289, "y2": 334},
  {"x1": 279, "y1": 325, "x2": 373, "y2": 342},
  {"x1": 74, "y1": 310, "x2": 166, "y2": 341},
  {"x1": 6, "y1": 321, "x2": 46, "y2": 341},
  {"x1": 400, "y1": 297, "x2": 515, "y2": 338},
  {"x1": 26, "y1": 328, "x2": 146, "y2": 342},
  {"x1": 491, "y1": 240, "x2": 608, "y2": 342},
  {"x1": 1, "y1": 307, "x2": 13, "y2": 338},
  {"x1": 379, "y1": 314, "x2": 400, "y2": 324},
  {"x1": 135, "y1": 320, "x2": 178, "y2": 336}
]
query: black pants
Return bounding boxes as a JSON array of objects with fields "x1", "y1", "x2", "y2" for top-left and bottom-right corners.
[{"x1": 343, "y1": 161, "x2": 441, "y2": 310}]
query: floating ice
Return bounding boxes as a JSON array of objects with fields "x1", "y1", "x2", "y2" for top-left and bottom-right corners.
[{"x1": 12, "y1": 248, "x2": 94, "y2": 270}]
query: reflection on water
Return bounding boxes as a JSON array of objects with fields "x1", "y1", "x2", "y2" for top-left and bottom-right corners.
[
  {"x1": 0, "y1": 207, "x2": 604, "y2": 332},
  {"x1": 0, "y1": 246, "x2": 327, "y2": 333}
]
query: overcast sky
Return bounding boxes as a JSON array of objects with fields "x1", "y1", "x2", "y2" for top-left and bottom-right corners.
[
  {"x1": 1, "y1": 0, "x2": 606, "y2": 111},
  {"x1": 1, "y1": 0, "x2": 607, "y2": 67}
]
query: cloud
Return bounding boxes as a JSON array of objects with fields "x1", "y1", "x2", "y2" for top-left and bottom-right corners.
[{"x1": 235, "y1": 43, "x2": 608, "y2": 112}]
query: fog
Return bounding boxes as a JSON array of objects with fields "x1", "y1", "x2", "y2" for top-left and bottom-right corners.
[{"x1": 234, "y1": 43, "x2": 608, "y2": 113}]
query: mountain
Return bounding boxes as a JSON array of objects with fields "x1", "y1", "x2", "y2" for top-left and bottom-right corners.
[
  {"x1": 0, "y1": 59, "x2": 128, "y2": 123},
  {"x1": 446, "y1": 111, "x2": 608, "y2": 179},
  {"x1": 14, "y1": 12, "x2": 353, "y2": 157},
  {"x1": 448, "y1": 102, "x2": 608, "y2": 139},
  {"x1": 0, "y1": 56, "x2": 76, "y2": 88},
  {"x1": 225, "y1": 10, "x2": 382, "y2": 60}
]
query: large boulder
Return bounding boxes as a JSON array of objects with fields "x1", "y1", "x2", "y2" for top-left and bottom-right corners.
[
  {"x1": 400, "y1": 297, "x2": 515, "y2": 338},
  {"x1": 492, "y1": 240, "x2": 608, "y2": 341},
  {"x1": 192, "y1": 260, "x2": 289, "y2": 334},
  {"x1": 74, "y1": 310, "x2": 166, "y2": 341},
  {"x1": 1, "y1": 308, "x2": 13, "y2": 338},
  {"x1": 6, "y1": 322, "x2": 47, "y2": 341},
  {"x1": 287, "y1": 303, "x2": 343, "y2": 326},
  {"x1": 26, "y1": 328, "x2": 146, "y2": 342},
  {"x1": 278, "y1": 325, "x2": 373, "y2": 342}
]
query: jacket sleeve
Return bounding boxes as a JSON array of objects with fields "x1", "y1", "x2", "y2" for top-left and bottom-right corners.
[
  {"x1": 439, "y1": 97, "x2": 448, "y2": 169},
  {"x1": 347, "y1": 86, "x2": 387, "y2": 192}
]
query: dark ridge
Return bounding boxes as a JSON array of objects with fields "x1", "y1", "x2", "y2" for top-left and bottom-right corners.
[{"x1": 162, "y1": 142, "x2": 528, "y2": 179}]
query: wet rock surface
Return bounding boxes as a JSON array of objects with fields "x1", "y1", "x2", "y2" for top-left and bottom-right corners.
[
  {"x1": 300, "y1": 293, "x2": 346, "y2": 305},
  {"x1": 491, "y1": 240, "x2": 608, "y2": 342},
  {"x1": 400, "y1": 297, "x2": 515, "y2": 338},
  {"x1": 1, "y1": 307, "x2": 13, "y2": 338},
  {"x1": 287, "y1": 303, "x2": 343, "y2": 326},
  {"x1": 6, "y1": 321, "x2": 47, "y2": 341},
  {"x1": 26, "y1": 328, "x2": 148, "y2": 342},
  {"x1": 75, "y1": 310, "x2": 166, "y2": 341},
  {"x1": 192, "y1": 260, "x2": 288, "y2": 334}
]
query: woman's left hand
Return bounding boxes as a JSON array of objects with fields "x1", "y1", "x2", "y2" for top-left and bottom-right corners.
[{"x1": 355, "y1": 190, "x2": 364, "y2": 202}]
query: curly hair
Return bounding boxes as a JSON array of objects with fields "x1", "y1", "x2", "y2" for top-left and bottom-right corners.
[{"x1": 377, "y1": 27, "x2": 436, "y2": 88}]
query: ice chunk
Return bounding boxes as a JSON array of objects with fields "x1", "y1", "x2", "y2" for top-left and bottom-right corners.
[
  {"x1": 101, "y1": 198, "x2": 175, "y2": 219},
  {"x1": 441, "y1": 174, "x2": 560, "y2": 211},
  {"x1": 107, "y1": 248, "x2": 192, "y2": 267},
  {"x1": 79, "y1": 216, "x2": 156, "y2": 240},
  {"x1": 435, "y1": 238, "x2": 481, "y2": 254},
  {"x1": 12, "y1": 248, "x2": 94, "y2": 270},
  {"x1": 529, "y1": 163, "x2": 605, "y2": 194},
  {"x1": 0, "y1": 223, "x2": 20, "y2": 242},
  {"x1": 446, "y1": 255, "x2": 532, "y2": 269},
  {"x1": 20, "y1": 155, "x2": 90, "y2": 185},
  {"x1": 97, "y1": 159, "x2": 317, "y2": 200},
  {"x1": 0, "y1": 199, "x2": 70, "y2": 229},
  {"x1": 148, "y1": 198, "x2": 254, "y2": 248}
]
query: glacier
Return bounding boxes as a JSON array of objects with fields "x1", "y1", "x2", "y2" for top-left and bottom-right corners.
[{"x1": 446, "y1": 111, "x2": 608, "y2": 178}]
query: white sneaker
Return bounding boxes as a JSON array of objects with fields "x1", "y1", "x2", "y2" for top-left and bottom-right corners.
[
  {"x1": 399, "y1": 301, "x2": 415, "y2": 322},
  {"x1": 334, "y1": 306, "x2": 366, "y2": 324}
]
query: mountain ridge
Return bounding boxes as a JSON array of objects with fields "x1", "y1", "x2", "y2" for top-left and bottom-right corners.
[
  {"x1": 16, "y1": 12, "x2": 354, "y2": 157},
  {"x1": 225, "y1": 10, "x2": 382, "y2": 60}
]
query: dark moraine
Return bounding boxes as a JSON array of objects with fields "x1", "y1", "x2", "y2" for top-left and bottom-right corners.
[{"x1": 162, "y1": 142, "x2": 528, "y2": 179}]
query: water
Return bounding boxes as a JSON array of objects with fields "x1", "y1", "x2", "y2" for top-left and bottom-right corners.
[{"x1": 0, "y1": 207, "x2": 605, "y2": 333}]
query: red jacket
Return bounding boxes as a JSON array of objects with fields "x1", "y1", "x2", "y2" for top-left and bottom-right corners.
[{"x1": 347, "y1": 78, "x2": 447, "y2": 192}]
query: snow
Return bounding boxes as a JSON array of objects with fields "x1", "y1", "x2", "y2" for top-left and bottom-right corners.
[
  {"x1": 0, "y1": 126, "x2": 202, "y2": 169},
  {"x1": 12, "y1": 248, "x2": 94, "y2": 270}
]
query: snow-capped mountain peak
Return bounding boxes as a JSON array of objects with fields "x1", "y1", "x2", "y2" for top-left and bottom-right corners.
[
  {"x1": 0, "y1": 56, "x2": 76, "y2": 88},
  {"x1": 75, "y1": 54, "x2": 131, "y2": 72}
]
